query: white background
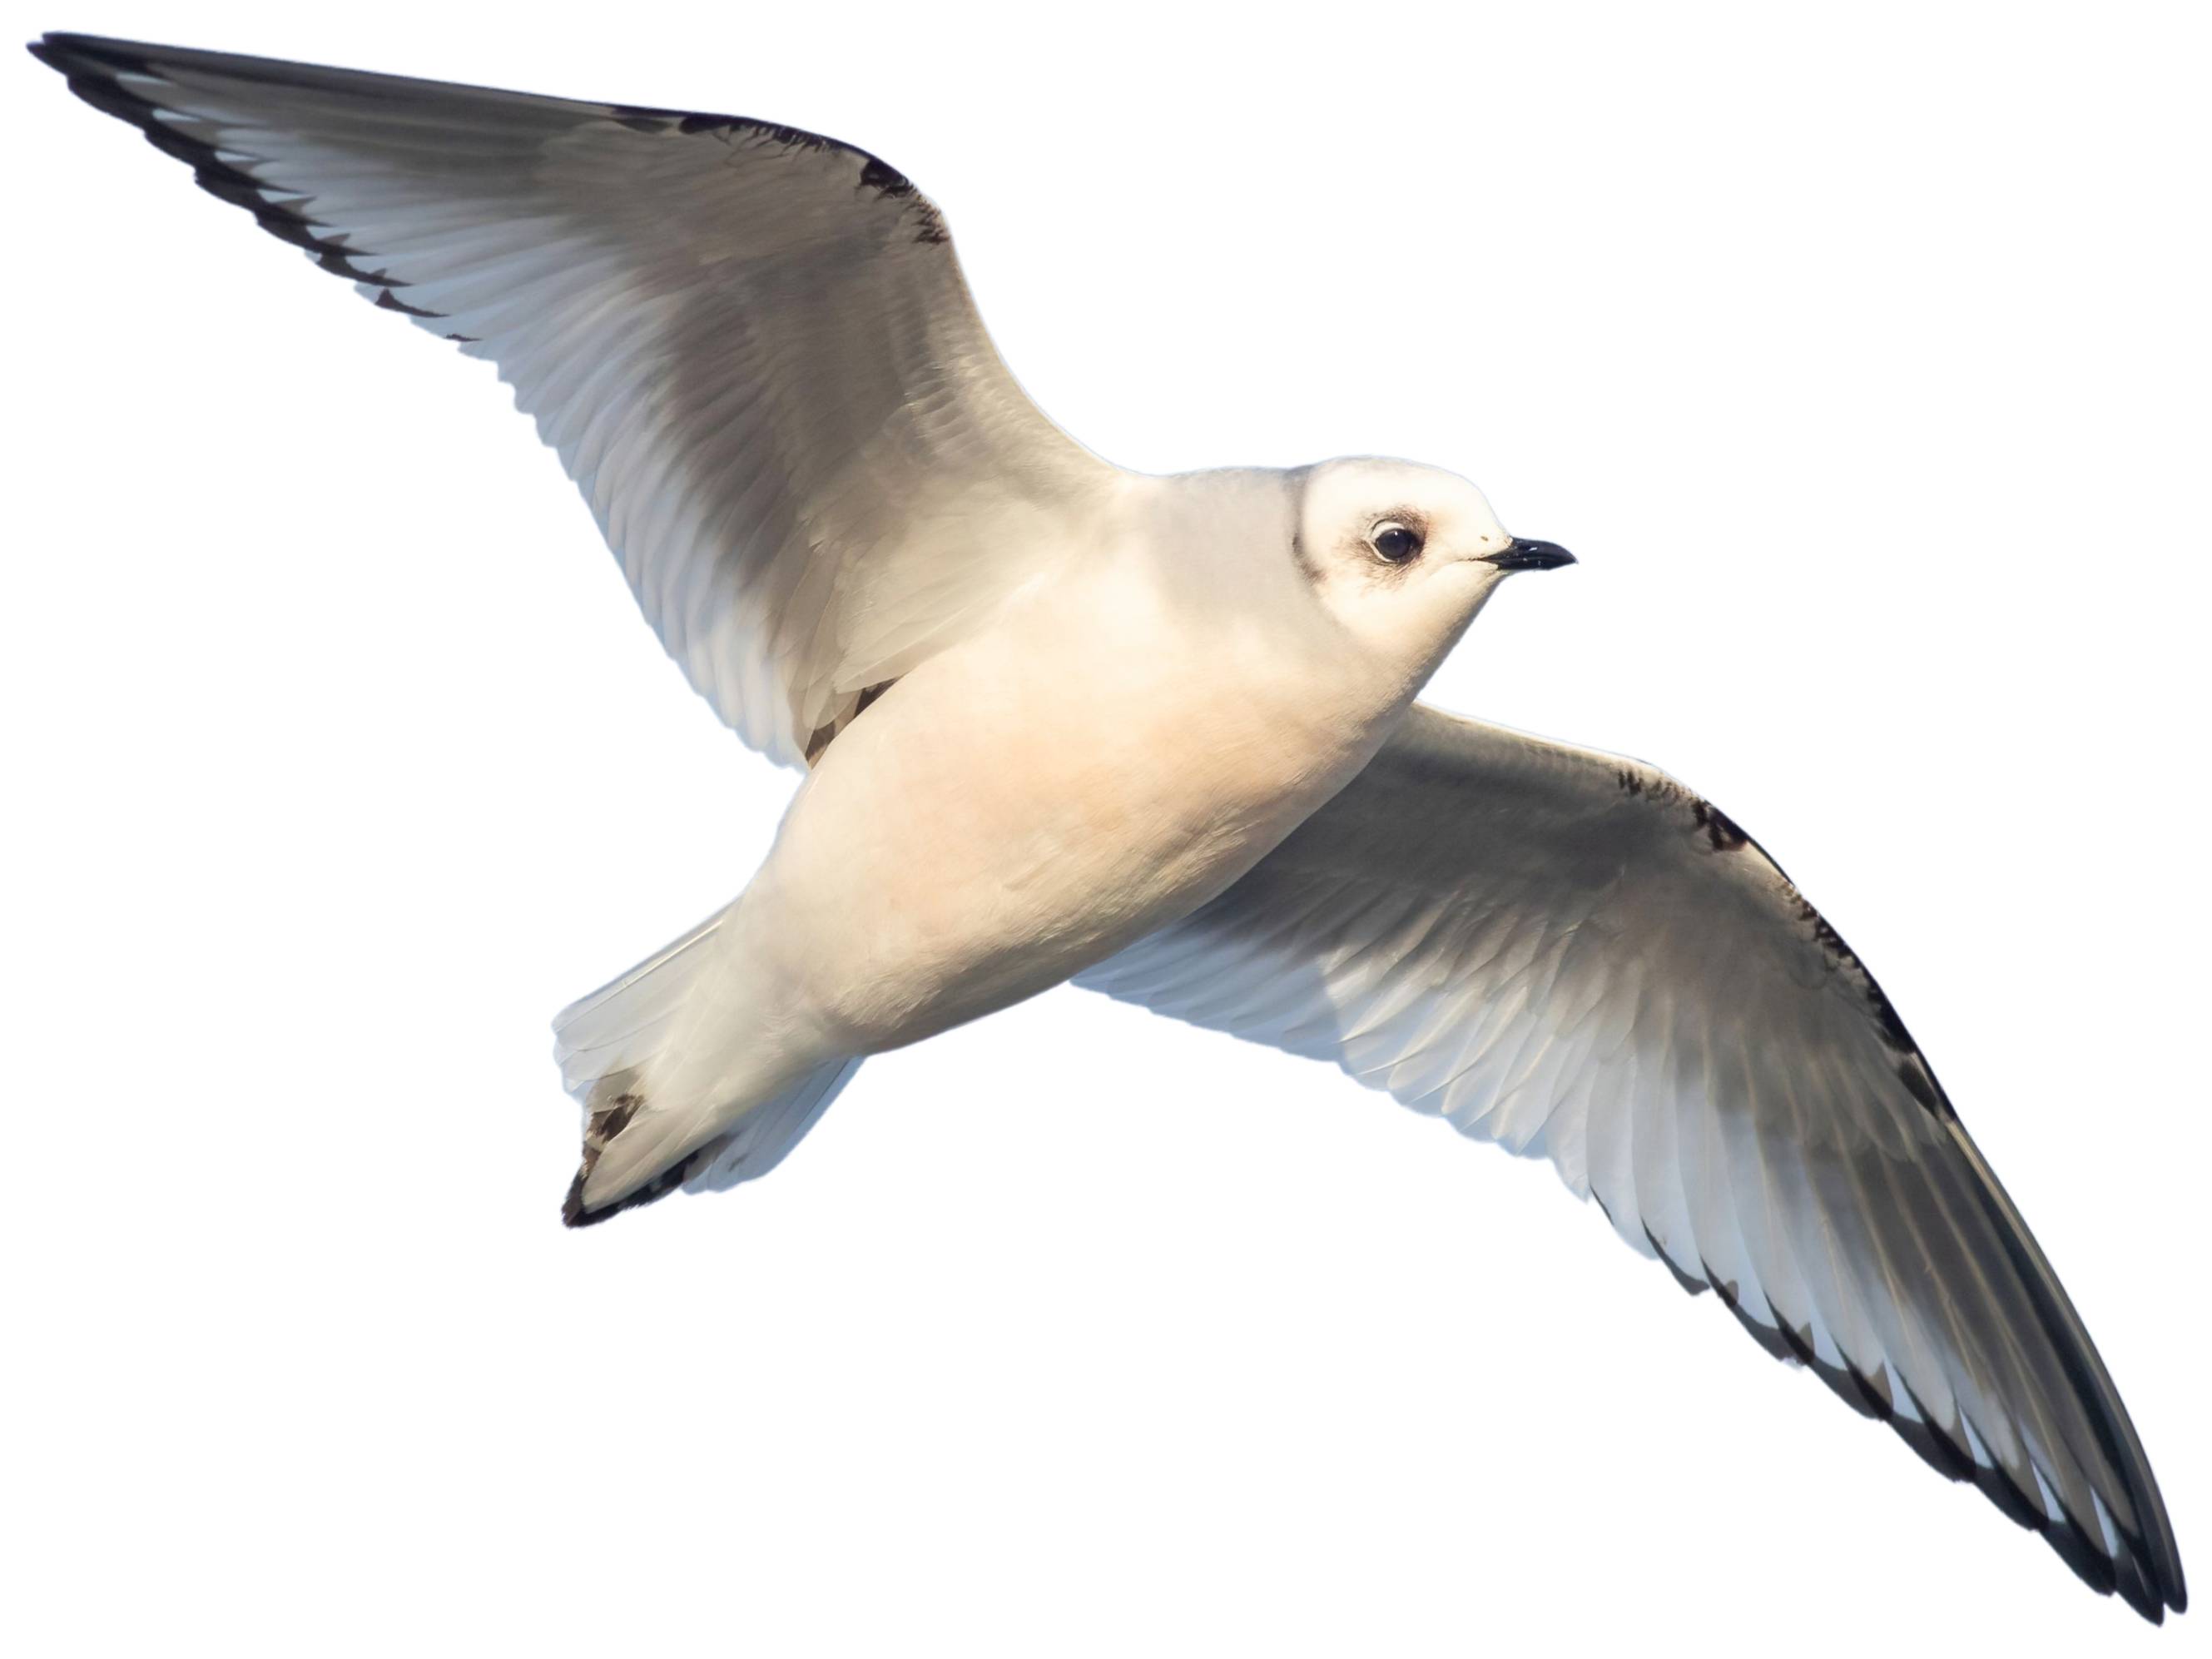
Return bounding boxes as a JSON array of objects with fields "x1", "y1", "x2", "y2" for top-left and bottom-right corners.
[{"x1": 5, "y1": 2, "x2": 2206, "y2": 1653}]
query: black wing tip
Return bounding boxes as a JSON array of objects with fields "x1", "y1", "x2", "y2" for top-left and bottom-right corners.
[
  {"x1": 28, "y1": 30, "x2": 112, "y2": 58},
  {"x1": 31, "y1": 31, "x2": 950, "y2": 248},
  {"x1": 28, "y1": 33, "x2": 121, "y2": 79},
  {"x1": 2113, "y1": 1549, "x2": 2177, "y2": 1623},
  {"x1": 2131, "y1": 1533, "x2": 2187, "y2": 1622},
  {"x1": 29, "y1": 32, "x2": 160, "y2": 82},
  {"x1": 1654, "y1": 1238, "x2": 2187, "y2": 1622},
  {"x1": 29, "y1": 33, "x2": 458, "y2": 324}
]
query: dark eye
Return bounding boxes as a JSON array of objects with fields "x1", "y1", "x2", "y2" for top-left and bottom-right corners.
[{"x1": 1371, "y1": 522, "x2": 1424, "y2": 564}]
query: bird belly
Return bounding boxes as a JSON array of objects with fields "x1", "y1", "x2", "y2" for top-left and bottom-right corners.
[{"x1": 743, "y1": 584, "x2": 1386, "y2": 1051}]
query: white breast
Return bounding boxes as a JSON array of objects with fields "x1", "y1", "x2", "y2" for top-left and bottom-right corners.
[{"x1": 735, "y1": 529, "x2": 1400, "y2": 1052}]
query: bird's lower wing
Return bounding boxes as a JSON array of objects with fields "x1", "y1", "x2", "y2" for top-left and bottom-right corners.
[
  {"x1": 1077, "y1": 703, "x2": 2185, "y2": 1620},
  {"x1": 33, "y1": 34, "x2": 1117, "y2": 766}
]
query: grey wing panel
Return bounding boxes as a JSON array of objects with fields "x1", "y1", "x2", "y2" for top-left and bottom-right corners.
[
  {"x1": 1080, "y1": 703, "x2": 2185, "y2": 1618},
  {"x1": 35, "y1": 33, "x2": 1115, "y2": 764}
]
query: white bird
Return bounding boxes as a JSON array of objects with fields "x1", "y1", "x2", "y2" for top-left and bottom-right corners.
[{"x1": 31, "y1": 33, "x2": 2185, "y2": 1623}]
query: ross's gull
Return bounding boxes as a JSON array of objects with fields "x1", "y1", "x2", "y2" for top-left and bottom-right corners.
[{"x1": 28, "y1": 33, "x2": 2185, "y2": 1622}]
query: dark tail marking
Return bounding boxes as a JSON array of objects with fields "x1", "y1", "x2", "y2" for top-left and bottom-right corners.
[{"x1": 560, "y1": 1092, "x2": 687, "y2": 1229}]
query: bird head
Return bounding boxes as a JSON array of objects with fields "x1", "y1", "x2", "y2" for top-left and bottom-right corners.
[{"x1": 1292, "y1": 457, "x2": 1574, "y2": 679}]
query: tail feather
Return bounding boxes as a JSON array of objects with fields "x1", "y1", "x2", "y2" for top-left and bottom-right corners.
[
  {"x1": 553, "y1": 911, "x2": 724, "y2": 1099},
  {"x1": 682, "y1": 1056, "x2": 863, "y2": 1193},
  {"x1": 559, "y1": 1092, "x2": 688, "y2": 1228},
  {"x1": 552, "y1": 911, "x2": 860, "y2": 1228}
]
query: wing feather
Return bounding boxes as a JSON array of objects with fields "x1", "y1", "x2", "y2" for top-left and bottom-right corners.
[
  {"x1": 1079, "y1": 703, "x2": 2185, "y2": 1619},
  {"x1": 33, "y1": 32, "x2": 1116, "y2": 766}
]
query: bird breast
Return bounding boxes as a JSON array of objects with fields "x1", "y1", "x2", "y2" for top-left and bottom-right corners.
[{"x1": 744, "y1": 554, "x2": 1398, "y2": 1051}]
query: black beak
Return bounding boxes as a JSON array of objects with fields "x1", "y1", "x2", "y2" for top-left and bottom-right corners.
[{"x1": 1480, "y1": 538, "x2": 1577, "y2": 572}]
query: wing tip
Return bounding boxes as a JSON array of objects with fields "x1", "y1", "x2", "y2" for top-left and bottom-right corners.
[
  {"x1": 1654, "y1": 1233, "x2": 2186, "y2": 1621},
  {"x1": 29, "y1": 33, "x2": 457, "y2": 323},
  {"x1": 29, "y1": 32, "x2": 156, "y2": 84}
]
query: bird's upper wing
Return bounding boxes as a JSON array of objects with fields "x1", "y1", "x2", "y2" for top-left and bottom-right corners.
[
  {"x1": 1076, "y1": 703, "x2": 2185, "y2": 1620},
  {"x1": 33, "y1": 33, "x2": 1117, "y2": 767}
]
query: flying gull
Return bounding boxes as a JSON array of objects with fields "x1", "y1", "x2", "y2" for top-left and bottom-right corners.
[{"x1": 28, "y1": 33, "x2": 2185, "y2": 1623}]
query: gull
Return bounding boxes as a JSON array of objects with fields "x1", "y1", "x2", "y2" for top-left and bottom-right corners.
[{"x1": 30, "y1": 32, "x2": 2185, "y2": 1622}]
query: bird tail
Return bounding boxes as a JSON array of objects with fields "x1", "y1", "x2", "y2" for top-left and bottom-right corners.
[{"x1": 552, "y1": 911, "x2": 860, "y2": 1227}]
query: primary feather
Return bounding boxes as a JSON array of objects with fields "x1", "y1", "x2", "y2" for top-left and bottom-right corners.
[
  {"x1": 31, "y1": 32, "x2": 1114, "y2": 765},
  {"x1": 1080, "y1": 705, "x2": 2187, "y2": 1618}
]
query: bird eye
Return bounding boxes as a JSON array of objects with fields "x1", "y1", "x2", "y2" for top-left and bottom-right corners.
[{"x1": 1370, "y1": 522, "x2": 1424, "y2": 564}]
